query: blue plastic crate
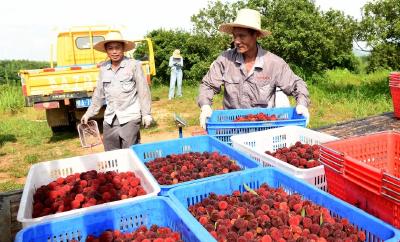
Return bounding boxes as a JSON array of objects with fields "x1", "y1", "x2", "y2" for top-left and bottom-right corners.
[
  {"x1": 206, "y1": 107, "x2": 306, "y2": 144},
  {"x1": 15, "y1": 197, "x2": 207, "y2": 242},
  {"x1": 167, "y1": 167, "x2": 400, "y2": 242},
  {"x1": 131, "y1": 135, "x2": 261, "y2": 195}
]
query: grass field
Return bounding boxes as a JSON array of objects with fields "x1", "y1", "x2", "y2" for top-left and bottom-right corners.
[{"x1": 0, "y1": 69, "x2": 393, "y2": 191}]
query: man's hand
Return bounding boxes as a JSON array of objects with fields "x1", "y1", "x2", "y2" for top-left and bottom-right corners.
[
  {"x1": 199, "y1": 105, "x2": 213, "y2": 129},
  {"x1": 296, "y1": 105, "x2": 310, "y2": 126},
  {"x1": 81, "y1": 114, "x2": 89, "y2": 124},
  {"x1": 142, "y1": 115, "x2": 153, "y2": 128}
]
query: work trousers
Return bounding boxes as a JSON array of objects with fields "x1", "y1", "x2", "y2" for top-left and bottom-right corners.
[
  {"x1": 103, "y1": 117, "x2": 141, "y2": 151},
  {"x1": 168, "y1": 69, "x2": 183, "y2": 99}
]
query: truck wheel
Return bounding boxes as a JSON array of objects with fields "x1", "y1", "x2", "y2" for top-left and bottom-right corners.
[{"x1": 46, "y1": 106, "x2": 71, "y2": 132}]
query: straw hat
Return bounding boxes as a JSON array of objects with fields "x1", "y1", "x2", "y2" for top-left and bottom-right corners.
[
  {"x1": 172, "y1": 49, "x2": 182, "y2": 58},
  {"x1": 219, "y1": 9, "x2": 271, "y2": 38},
  {"x1": 93, "y1": 31, "x2": 135, "y2": 52}
]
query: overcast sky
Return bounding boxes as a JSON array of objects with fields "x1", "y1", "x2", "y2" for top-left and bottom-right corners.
[{"x1": 0, "y1": 0, "x2": 368, "y2": 61}]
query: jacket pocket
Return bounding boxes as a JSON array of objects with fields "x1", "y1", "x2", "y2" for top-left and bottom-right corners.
[
  {"x1": 120, "y1": 74, "x2": 135, "y2": 92},
  {"x1": 251, "y1": 79, "x2": 274, "y2": 107}
]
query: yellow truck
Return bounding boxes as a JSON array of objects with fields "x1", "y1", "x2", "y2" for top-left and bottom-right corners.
[{"x1": 19, "y1": 26, "x2": 156, "y2": 131}]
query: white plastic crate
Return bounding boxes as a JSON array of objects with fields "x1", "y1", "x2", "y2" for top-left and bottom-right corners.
[
  {"x1": 231, "y1": 126, "x2": 339, "y2": 191},
  {"x1": 17, "y1": 149, "x2": 161, "y2": 228}
]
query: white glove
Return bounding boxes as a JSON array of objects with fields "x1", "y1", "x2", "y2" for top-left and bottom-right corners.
[
  {"x1": 142, "y1": 115, "x2": 153, "y2": 128},
  {"x1": 81, "y1": 113, "x2": 89, "y2": 124},
  {"x1": 296, "y1": 105, "x2": 310, "y2": 126},
  {"x1": 199, "y1": 105, "x2": 213, "y2": 129}
]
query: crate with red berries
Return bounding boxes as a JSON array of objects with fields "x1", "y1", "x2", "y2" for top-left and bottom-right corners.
[
  {"x1": 320, "y1": 130, "x2": 400, "y2": 228},
  {"x1": 16, "y1": 197, "x2": 207, "y2": 242},
  {"x1": 167, "y1": 167, "x2": 400, "y2": 242},
  {"x1": 17, "y1": 149, "x2": 160, "y2": 228},
  {"x1": 231, "y1": 126, "x2": 339, "y2": 191},
  {"x1": 206, "y1": 107, "x2": 306, "y2": 145},
  {"x1": 131, "y1": 135, "x2": 261, "y2": 195}
]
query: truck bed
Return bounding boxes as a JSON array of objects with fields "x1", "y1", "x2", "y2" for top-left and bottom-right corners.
[
  {"x1": 3, "y1": 112, "x2": 400, "y2": 241},
  {"x1": 316, "y1": 112, "x2": 400, "y2": 138}
]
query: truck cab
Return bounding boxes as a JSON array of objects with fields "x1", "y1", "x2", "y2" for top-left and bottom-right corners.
[{"x1": 19, "y1": 26, "x2": 156, "y2": 131}]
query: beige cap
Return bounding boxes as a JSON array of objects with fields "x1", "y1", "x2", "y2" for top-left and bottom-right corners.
[
  {"x1": 93, "y1": 31, "x2": 135, "y2": 52},
  {"x1": 219, "y1": 9, "x2": 271, "y2": 38},
  {"x1": 172, "y1": 49, "x2": 182, "y2": 58}
]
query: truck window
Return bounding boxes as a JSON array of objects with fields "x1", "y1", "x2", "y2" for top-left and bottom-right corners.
[{"x1": 76, "y1": 36, "x2": 105, "y2": 49}]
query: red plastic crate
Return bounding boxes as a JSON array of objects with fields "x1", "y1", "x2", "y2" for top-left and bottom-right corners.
[
  {"x1": 320, "y1": 131, "x2": 400, "y2": 228},
  {"x1": 390, "y1": 86, "x2": 400, "y2": 118}
]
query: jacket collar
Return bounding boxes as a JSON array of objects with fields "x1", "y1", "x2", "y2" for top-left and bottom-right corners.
[
  {"x1": 106, "y1": 56, "x2": 129, "y2": 70},
  {"x1": 235, "y1": 44, "x2": 265, "y2": 69}
]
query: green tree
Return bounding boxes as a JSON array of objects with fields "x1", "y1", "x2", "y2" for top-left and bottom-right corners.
[
  {"x1": 143, "y1": 29, "x2": 228, "y2": 85},
  {"x1": 0, "y1": 60, "x2": 49, "y2": 85},
  {"x1": 191, "y1": 0, "x2": 243, "y2": 36},
  {"x1": 357, "y1": 0, "x2": 400, "y2": 72},
  {"x1": 191, "y1": 0, "x2": 358, "y2": 76}
]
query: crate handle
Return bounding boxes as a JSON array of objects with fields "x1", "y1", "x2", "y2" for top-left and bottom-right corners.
[
  {"x1": 382, "y1": 192, "x2": 400, "y2": 203},
  {"x1": 319, "y1": 150, "x2": 344, "y2": 173},
  {"x1": 320, "y1": 160, "x2": 342, "y2": 174},
  {"x1": 383, "y1": 173, "x2": 400, "y2": 183},
  {"x1": 320, "y1": 146, "x2": 345, "y2": 158},
  {"x1": 382, "y1": 176, "x2": 400, "y2": 203}
]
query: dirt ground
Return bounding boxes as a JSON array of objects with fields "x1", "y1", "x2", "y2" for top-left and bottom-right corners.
[{"x1": 0, "y1": 94, "x2": 208, "y2": 190}]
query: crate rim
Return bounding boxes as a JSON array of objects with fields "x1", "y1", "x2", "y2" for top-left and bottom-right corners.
[
  {"x1": 230, "y1": 126, "x2": 339, "y2": 173},
  {"x1": 167, "y1": 167, "x2": 400, "y2": 242},
  {"x1": 15, "y1": 196, "x2": 208, "y2": 242},
  {"x1": 206, "y1": 107, "x2": 306, "y2": 125},
  {"x1": 17, "y1": 148, "x2": 161, "y2": 227},
  {"x1": 130, "y1": 135, "x2": 262, "y2": 194}
]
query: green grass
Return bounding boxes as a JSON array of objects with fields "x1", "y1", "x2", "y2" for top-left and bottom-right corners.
[
  {"x1": 142, "y1": 84, "x2": 223, "y2": 134},
  {"x1": 0, "y1": 115, "x2": 52, "y2": 147},
  {"x1": 0, "y1": 181, "x2": 24, "y2": 191},
  {"x1": 307, "y1": 69, "x2": 392, "y2": 128},
  {"x1": 0, "y1": 84, "x2": 25, "y2": 113}
]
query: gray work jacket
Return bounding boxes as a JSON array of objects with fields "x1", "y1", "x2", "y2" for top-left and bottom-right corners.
[
  {"x1": 198, "y1": 45, "x2": 310, "y2": 109},
  {"x1": 85, "y1": 57, "x2": 151, "y2": 125}
]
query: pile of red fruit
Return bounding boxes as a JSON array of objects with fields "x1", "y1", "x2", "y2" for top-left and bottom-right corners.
[
  {"x1": 234, "y1": 113, "x2": 279, "y2": 122},
  {"x1": 189, "y1": 184, "x2": 366, "y2": 242},
  {"x1": 73, "y1": 225, "x2": 182, "y2": 242},
  {"x1": 32, "y1": 170, "x2": 146, "y2": 218},
  {"x1": 265, "y1": 141, "x2": 320, "y2": 169},
  {"x1": 145, "y1": 152, "x2": 241, "y2": 185}
]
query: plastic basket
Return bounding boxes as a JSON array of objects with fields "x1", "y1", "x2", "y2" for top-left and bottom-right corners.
[
  {"x1": 167, "y1": 167, "x2": 400, "y2": 242},
  {"x1": 15, "y1": 197, "x2": 206, "y2": 242},
  {"x1": 320, "y1": 131, "x2": 400, "y2": 200},
  {"x1": 390, "y1": 85, "x2": 400, "y2": 118},
  {"x1": 130, "y1": 135, "x2": 261, "y2": 195},
  {"x1": 17, "y1": 149, "x2": 160, "y2": 228},
  {"x1": 231, "y1": 126, "x2": 339, "y2": 191},
  {"x1": 77, "y1": 120, "x2": 102, "y2": 148},
  {"x1": 205, "y1": 107, "x2": 306, "y2": 145},
  {"x1": 320, "y1": 131, "x2": 400, "y2": 228}
]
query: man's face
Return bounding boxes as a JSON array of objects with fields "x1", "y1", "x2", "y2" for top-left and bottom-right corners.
[
  {"x1": 105, "y1": 42, "x2": 124, "y2": 62},
  {"x1": 232, "y1": 27, "x2": 258, "y2": 54}
]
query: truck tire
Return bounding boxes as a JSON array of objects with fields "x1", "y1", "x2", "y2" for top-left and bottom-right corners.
[{"x1": 46, "y1": 104, "x2": 71, "y2": 132}]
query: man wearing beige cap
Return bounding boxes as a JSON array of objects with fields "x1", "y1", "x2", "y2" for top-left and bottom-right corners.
[
  {"x1": 198, "y1": 9, "x2": 310, "y2": 129},
  {"x1": 81, "y1": 32, "x2": 153, "y2": 151}
]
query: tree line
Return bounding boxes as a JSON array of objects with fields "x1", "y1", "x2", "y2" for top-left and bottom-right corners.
[{"x1": 1, "y1": 0, "x2": 399, "y2": 86}]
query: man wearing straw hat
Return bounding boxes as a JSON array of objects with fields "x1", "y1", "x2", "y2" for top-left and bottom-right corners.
[
  {"x1": 168, "y1": 49, "x2": 184, "y2": 100},
  {"x1": 81, "y1": 32, "x2": 153, "y2": 151},
  {"x1": 198, "y1": 8, "x2": 310, "y2": 129}
]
